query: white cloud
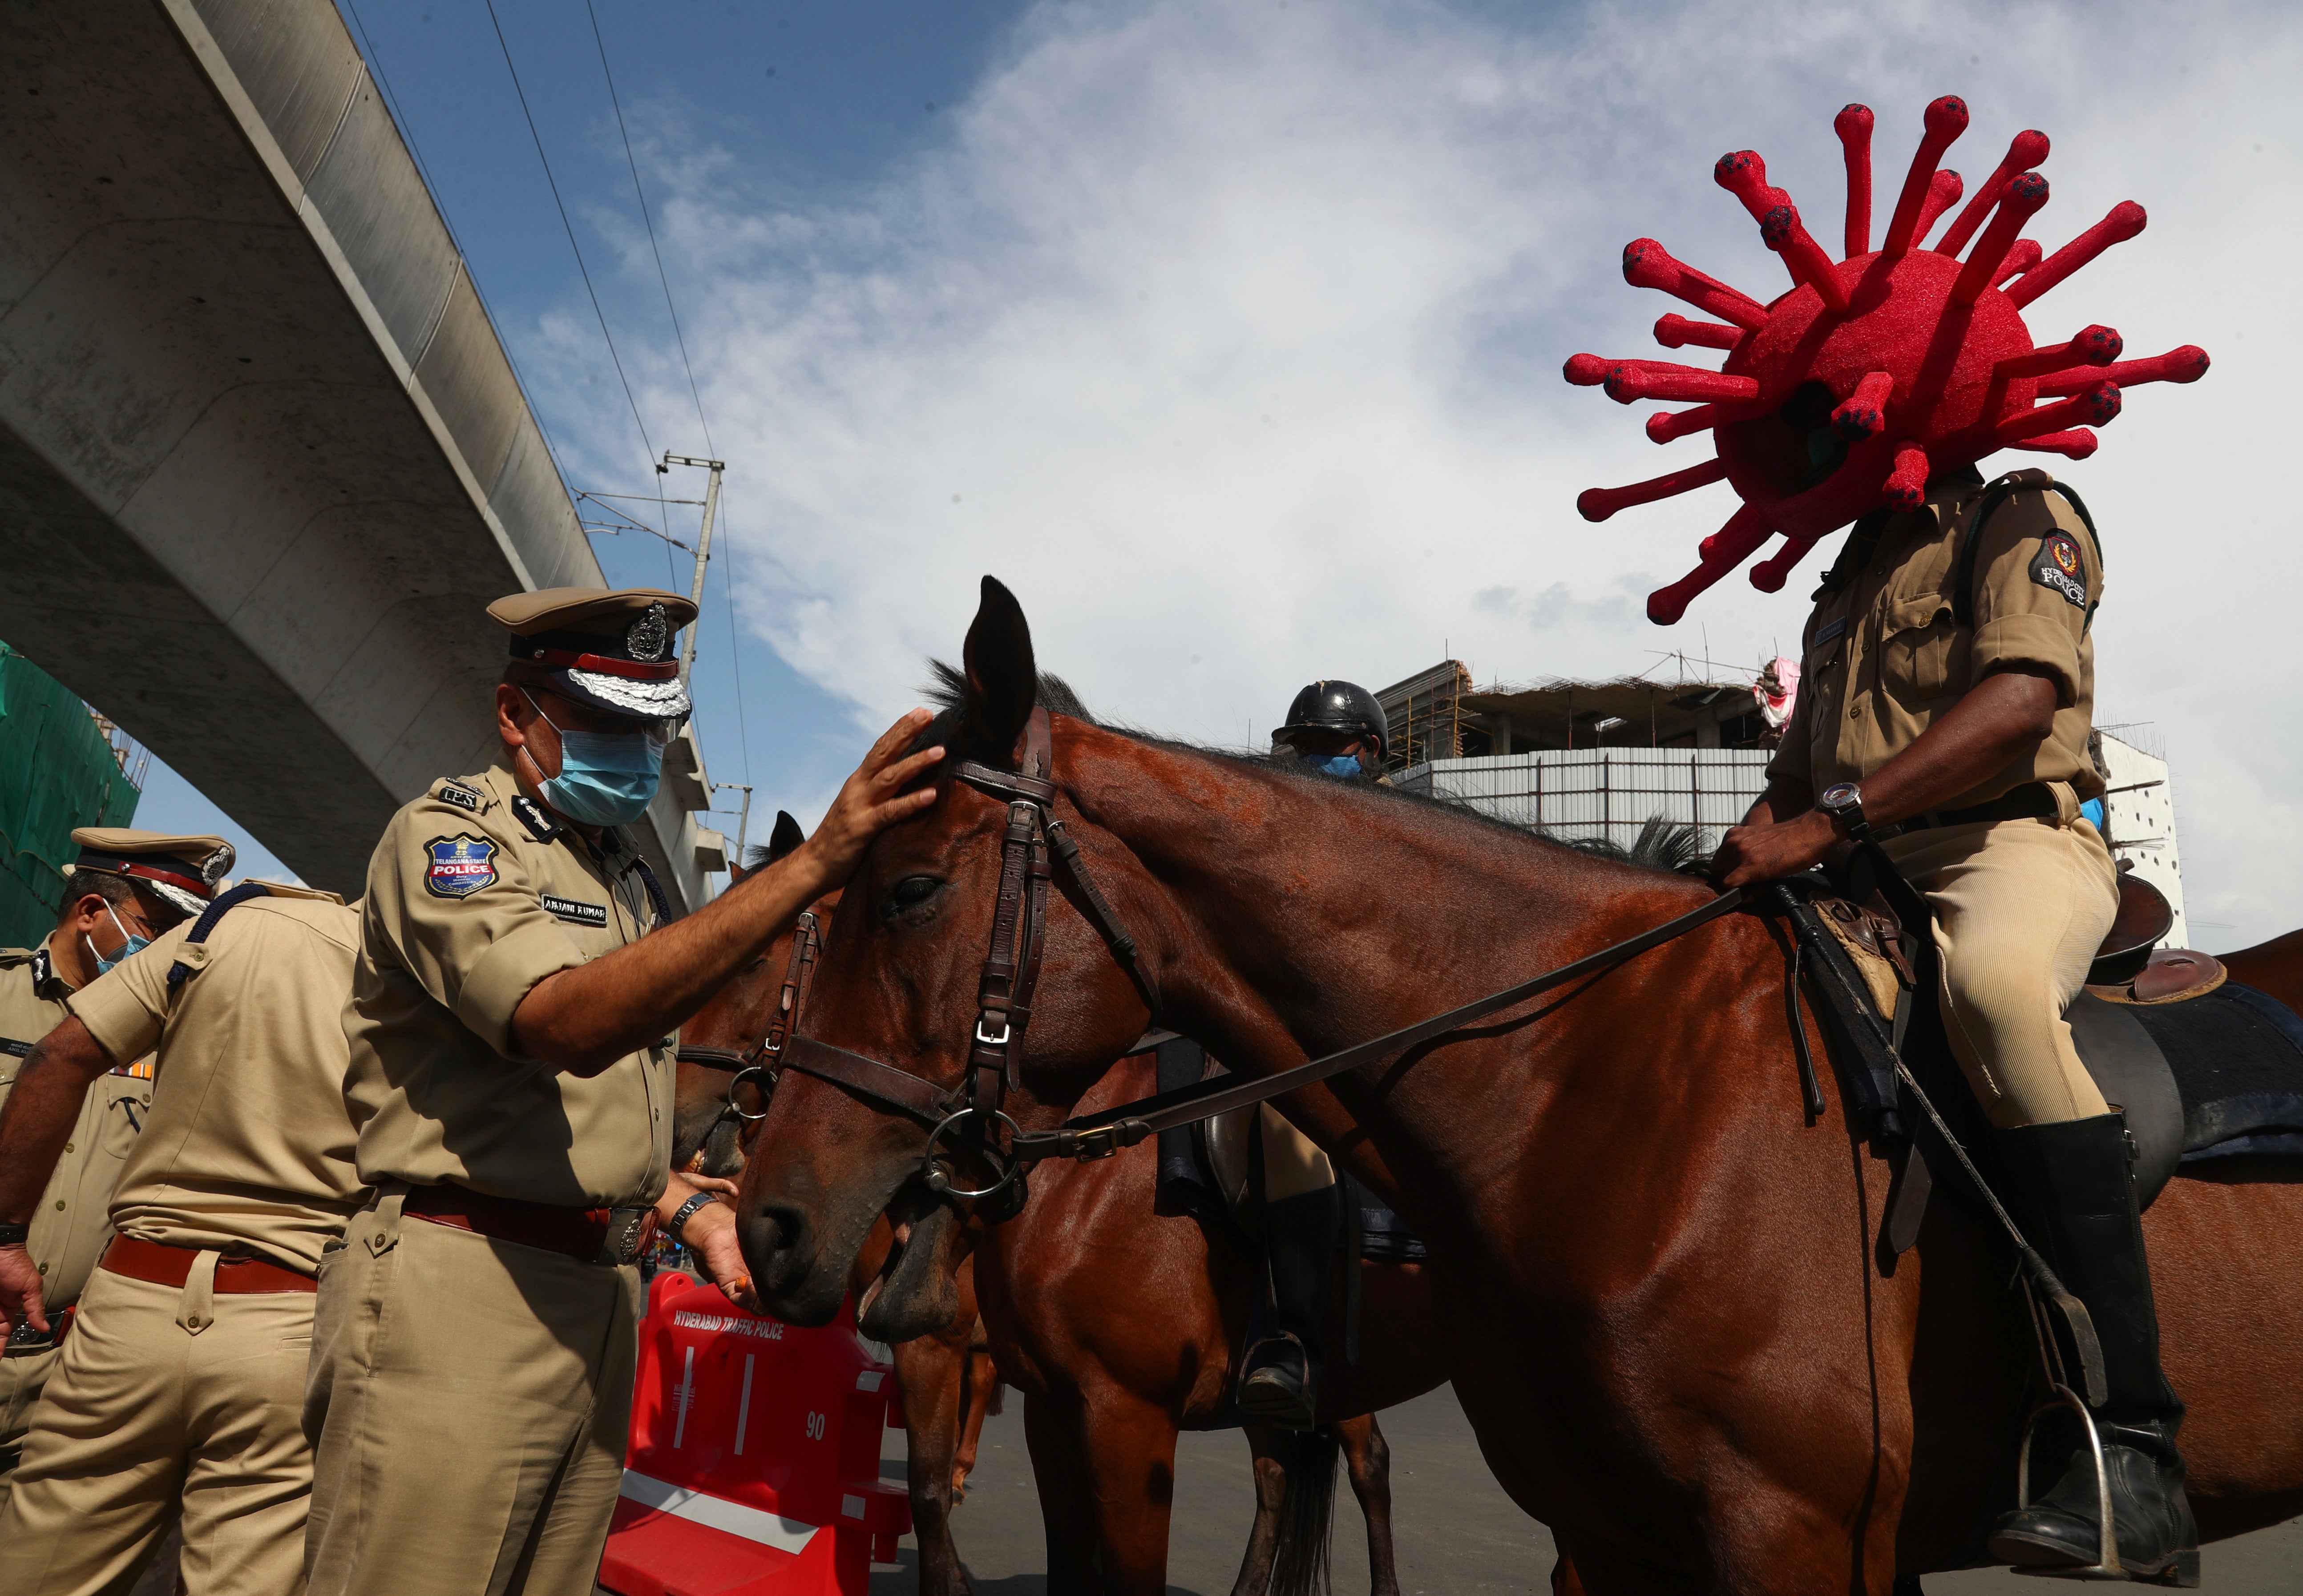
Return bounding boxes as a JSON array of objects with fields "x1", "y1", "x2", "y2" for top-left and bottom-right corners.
[{"x1": 541, "y1": 0, "x2": 2303, "y2": 943}]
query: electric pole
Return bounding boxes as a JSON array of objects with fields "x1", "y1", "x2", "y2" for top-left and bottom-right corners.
[
  {"x1": 663, "y1": 451, "x2": 723, "y2": 686},
  {"x1": 714, "y1": 782, "x2": 754, "y2": 868}
]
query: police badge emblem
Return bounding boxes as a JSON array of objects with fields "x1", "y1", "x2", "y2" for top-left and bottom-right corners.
[
  {"x1": 2031, "y1": 532, "x2": 2087, "y2": 609},
  {"x1": 424, "y1": 835, "x2": 499, "y2": 899},
  {"x1": 626, "y1": 602, "x2": 671, "y2": 663}
]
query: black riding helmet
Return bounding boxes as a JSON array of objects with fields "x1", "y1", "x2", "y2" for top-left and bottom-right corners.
[{"x1": 1272, "y1": 680, "x2": 1388, "y2": 762}]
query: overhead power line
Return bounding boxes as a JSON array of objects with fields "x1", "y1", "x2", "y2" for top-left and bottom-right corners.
[{"x1": 482, "y1": 0, "x2": 671, "y2": 569}]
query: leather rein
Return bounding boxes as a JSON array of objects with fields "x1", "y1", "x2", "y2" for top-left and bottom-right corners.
[{"x1": 763, "y1": 705, "x2": 1753, "y2": 1213}]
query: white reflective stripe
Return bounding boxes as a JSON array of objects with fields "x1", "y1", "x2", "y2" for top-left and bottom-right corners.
[
  {"x1": 672, "y1": 1347, "x2": 697, "y2": 1448},
  {"x1": 619, "y1": 1471, "x2": 820, "y2": 1553},
  {"x1": 735, "y1": 1354, "x2": 755, "y2": 1457},
  {"x1": 854, "y1": 1370, "x2": 883, "y2": 1392},
  {"x1": 841, "y1": 1493, "x2": 866, "y2": 1521}
]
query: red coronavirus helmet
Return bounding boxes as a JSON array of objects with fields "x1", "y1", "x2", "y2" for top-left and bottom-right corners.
[{"x1": 1564, "y1": 97, "x2": 2210, "y2": 625}]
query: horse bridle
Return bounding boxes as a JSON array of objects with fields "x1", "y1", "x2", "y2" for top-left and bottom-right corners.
[
  {"x1": 675, "y1": 905, "x2": 826, "y2": 1165},
  {"x1": 752, "y1": 704, "x2": 1753, "y2": 1218},
  {"x1": 775, "y1": 707, "x2": 1160, "y2": 1214}
]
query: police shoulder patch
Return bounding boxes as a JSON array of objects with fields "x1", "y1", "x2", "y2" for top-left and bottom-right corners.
[
  {"x1": 2030, "y1": 532, "x2": 2088, "y2": 609},
  {"x1": 433, "y1": 778, "x2": 484, "y2": 814},
  {"x1": 423, "y1": 835, "x2": 499, "y2": 899}
]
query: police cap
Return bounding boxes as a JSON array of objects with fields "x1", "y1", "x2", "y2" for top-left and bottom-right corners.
[
  {"x1": 69, "y1": 827, "x2": 234, "y2": 919},
  {"x1": 489, "y1": 587, "x2": 699, "y2": 724},
  {"x1": 1272, "y1": 680, "x2": 1388, "y2": 761}
]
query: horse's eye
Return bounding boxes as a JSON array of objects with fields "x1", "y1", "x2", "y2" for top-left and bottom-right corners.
[{"x1": 890, "y1": 875, "x2": 941, "y2": 909}]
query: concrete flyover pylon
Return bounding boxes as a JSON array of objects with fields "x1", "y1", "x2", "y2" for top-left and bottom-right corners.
[{"x1": 0, "y1": 0, "x2": 716, "y2": 909}]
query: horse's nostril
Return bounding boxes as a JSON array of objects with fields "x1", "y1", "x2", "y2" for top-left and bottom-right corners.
[{"x1": 740, "y1": 1201, "x2": 809, "y2": 1288}]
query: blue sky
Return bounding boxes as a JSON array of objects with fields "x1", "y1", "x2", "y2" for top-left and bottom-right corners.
[{"x1": 129, "y1": 0, "x2": 2303, "y2": 942}]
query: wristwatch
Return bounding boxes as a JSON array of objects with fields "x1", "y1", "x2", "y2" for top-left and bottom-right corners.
[
  {"x1": 1816, "y1": 781, "x2": 1874, "y2": 842},
  {"x1": 667, "y1": 1192, "x2": 719, "y2": 1245},
  {"x1": 0, "y1": 1223, "x2": 28, "y2": 1247}
]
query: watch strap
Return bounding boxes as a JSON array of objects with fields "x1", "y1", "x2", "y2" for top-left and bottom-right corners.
[
  {"x1": 0, "y1": 1223, "x2": 29, "y2": 1247},
  {"x1": 667, "y1": 1192, "x2": 718, "y2": 1244}
]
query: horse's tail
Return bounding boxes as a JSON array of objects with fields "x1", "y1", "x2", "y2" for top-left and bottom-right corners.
[
  {"x1": 1269, "y1": 1425, "x2": 1339, "y2": 1596},
  {"x1": 984, "y1": 1378, "x2": 1006, "y2": 1417}
]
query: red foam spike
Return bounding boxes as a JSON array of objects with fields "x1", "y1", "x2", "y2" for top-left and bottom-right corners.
[
  {"x1": 1836, "y1": 104, "x2": 1874, "y2": 258},
  {"x1": 1935, "y1": 128, "x2": 2052, "y2": 257},
  {"x1": 1749, "y1": 532, "x2": 1823, "y2": 592},
  {"x1": 1913, "y1": 169, "x2": 1964, "y2": 247},
  {"x1": 1563, "y1": 352, "x2": 1615, "y2": 386},
  {"x1": 1993, "y1": 238, "x2": 2043, "y2": 286},
  {"x1": 1621, "y1": 239, "x2": 1767, "y2": 330},
  {"x1": 1831, "y1": 370, "x2": 1895, "y2": 441},
  {"x1": 1606, "y1": 366, "x2": 1762, "y2": 406},
  {"x1": 1998, "y1": 380, "x2": 2121, "y2": 445},
  {"x1": 1951, "y1": 171, "x2": 2050, "y2": 304},
  {"x1": 1647, "y1": 503, "x2": 1774, "y2": 626},
  {"x1": 1995, "y1": 325, "x2": 2122, "y2": 381},
  {"x1": 1883, "y1": 440, "x2": 1931, "y2": 512},
  {"x1": 1645, "y1": 404, "x2": 1745, "y2": 444},
  {"x1": 1881, "y1": 96, "x2": 1970, "y2": 259},
  {"x1": 1576, "y1": 458, "x2": 1730, "y2": 523},
  {"x1": 1654, "y1": 314, "x2": 1741, "y2": 351},
  {"x1": 1713, "y1": 151, "x2": 1848, "y2": 312},
  {"x1": 2006, "y1": 202, "x2": 2148, "y2": 309},
  {"x1": 2037, "y1": 345, "x2": 2208, "y2": 395},
  {"x1": 2009, "y1": 429, "x2": 2099, "y2": 460}
]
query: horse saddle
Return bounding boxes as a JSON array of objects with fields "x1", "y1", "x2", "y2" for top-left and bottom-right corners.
[
  {"x1": 1786, "y1": 871, "x2": 2303, "y2": 1224},
  {"x1": 1148, "y1": 1036, "x2": 1426, "y2": 1261}
]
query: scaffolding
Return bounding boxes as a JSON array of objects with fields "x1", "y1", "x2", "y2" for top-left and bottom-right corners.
[{"x1": 0, "y1": 643, "x2": 146, "y2": 947}]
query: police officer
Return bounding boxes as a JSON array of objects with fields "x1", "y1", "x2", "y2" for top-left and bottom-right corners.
[
  {"x1": 1235, "y1": 681, "x2": 1390, "y2": 1428},
  {"x1": 0, "y1": 830, "x2": 220, "y2": 1512},
  {"x1": 304, "y1": 588, "x2": 945, "y2": 1596},
  {"x1": 0, "y1": 859, "x2": 360, "y2": 1595},
  {"x1": 1714, "y1": 466, "x2": 2190, "y2": 1576}
]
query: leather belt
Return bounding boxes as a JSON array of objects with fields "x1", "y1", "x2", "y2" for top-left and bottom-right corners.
[
  {"x1": 1884, "y1": 781, "x2": 2056, "y2": 837},
  {"x1": 402, "y1": 1183, "x2": 622, "y2": 1263},
  {"x1": 101, "y1": 1235, "x2": 315, "y2": 1294}
]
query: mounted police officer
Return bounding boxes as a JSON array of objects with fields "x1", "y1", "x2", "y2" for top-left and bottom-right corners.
[
  {"x1": 303, "y1": 587, "x2": 945, "y2": 1596},
  {"x1": 0, "y1": 830, "x2": 218, "y2": 1514},
  {"x1": 1715, "y1": 466, "x2": 2192, "y2": 1578},
  {"x1": 1234, "y1": 681, "x2": 1389, "y2": 1429}
]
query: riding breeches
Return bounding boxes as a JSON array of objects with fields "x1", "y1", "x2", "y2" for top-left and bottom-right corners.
[
  {"x1": 1880, "y1": 815, "x2": 2120, "y2": 1130},
  {"x1": 1255, "y1": 1106, "x2": 1335, "y2": 1199}
]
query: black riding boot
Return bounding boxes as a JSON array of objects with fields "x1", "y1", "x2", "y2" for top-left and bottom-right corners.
[
  {"x1": 1987, "y1": 1113, "x2": 2198, "y2": 1585},
  {"x1": 1238, "y1": 1187, "x2": 1339, "y2": 1431}
]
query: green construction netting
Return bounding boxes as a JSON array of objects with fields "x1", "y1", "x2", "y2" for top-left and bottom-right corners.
[{"x1": 0, "y1": 642, "x2": 141, "y2": 950}]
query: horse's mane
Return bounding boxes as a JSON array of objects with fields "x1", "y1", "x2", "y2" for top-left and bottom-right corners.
[{"x1": 918, "y1": 661, "x2": 1709, "y2": 879}]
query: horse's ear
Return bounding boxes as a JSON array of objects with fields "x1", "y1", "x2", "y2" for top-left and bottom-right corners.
[
  {"x1": 961, "y1": 575, "x2": 1036, "y2": 762},
  {"x1": 766, "y1": 810, "x2": 806, "y2": 864}
]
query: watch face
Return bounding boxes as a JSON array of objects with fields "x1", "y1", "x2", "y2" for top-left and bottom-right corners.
[{"x1": 1819, "y1": 782, "x2": 1861, "y2": 810}]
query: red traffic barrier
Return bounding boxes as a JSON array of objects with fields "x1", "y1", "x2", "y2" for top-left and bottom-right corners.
[{"x1": 600, "y1": 1274, "x2": 911, "y2": 1596}]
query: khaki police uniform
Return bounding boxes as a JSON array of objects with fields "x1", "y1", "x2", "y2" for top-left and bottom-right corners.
[
  {"x1": 305, "y1": 764, "x2": 674, "y2": 1596},
  {"x1": 1769, "y1": 468, "x2": 2117, "y2": 1128},
  {"x1": 0, "y1": 939, "x2": 151, "y2": 1513},
  {"x1": 0, "y1": 884, "x2": 362, "y2": 1596}
]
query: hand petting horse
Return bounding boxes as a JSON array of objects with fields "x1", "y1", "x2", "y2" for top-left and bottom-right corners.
[{"x1": 733, "y1": 576, "x2": 2303, "y2": 1596}]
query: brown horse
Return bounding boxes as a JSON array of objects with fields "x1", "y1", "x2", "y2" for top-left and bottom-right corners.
[
  {"x1": 734, "y1": 576, "x2": 2303, "y2": 1595},
  {"x1": 681, "y1": 850, "x2": 1427, "y2": 1596},
  {"x1": 977, "y1": 1047, "x2": 1442, "y2": 1596},
  {"x1": 2220, "y1": 927, "x2": 2303, "y2": 1018}
]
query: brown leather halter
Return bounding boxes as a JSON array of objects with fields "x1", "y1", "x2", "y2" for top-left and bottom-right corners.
[
  {"x1": 776, "y1": 708, "x2": 1159, "y2": 1212},
  {"x1": 676, "y1": 905, "x2": 825, "y2": 1159}
]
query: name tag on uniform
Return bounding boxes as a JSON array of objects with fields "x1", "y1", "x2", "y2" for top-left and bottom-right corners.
[
  {"x1": 1814, "y1": 616, "x2": 1847, "y2": 648},
  {"x1": 541, "y1": 894, "x2": 610, "y2": 927}
]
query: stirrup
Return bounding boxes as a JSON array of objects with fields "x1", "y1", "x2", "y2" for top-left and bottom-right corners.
[{"x1": 2010, "y1": 1386, "x2": 2198, "y2": 1587}]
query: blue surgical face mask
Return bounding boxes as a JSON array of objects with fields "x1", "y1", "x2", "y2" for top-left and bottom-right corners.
[
  {"x1": 1305, "y1": 753, "x2": 1364, "y2": 779},
  {"x1": 89, "y1": 904, "x2": 150, "y2": 975},
  {"x1": 526, "y1": 692, "x2": 667, "y2": 827}
]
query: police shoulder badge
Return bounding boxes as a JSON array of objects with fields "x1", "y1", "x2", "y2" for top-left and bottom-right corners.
[
  {"x1": 2030, "y1": 532, "x2": 2088, "y2": 609},
  {"x1": 626, "y1": 602, "x2": 670, "y2": 663},
  {"x1": 424, "y1": 835, "x2": 499, "y2": 899}
]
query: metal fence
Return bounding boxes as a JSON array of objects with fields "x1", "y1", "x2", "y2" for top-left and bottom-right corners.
[{"x1": 1393, "y1": 748, "x2": 1774, "y2": 853}]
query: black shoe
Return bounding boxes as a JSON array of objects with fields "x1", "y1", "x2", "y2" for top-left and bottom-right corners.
[
  {"x1": 1237, "y1": 1187, "x2": 1339, "y2": 1431},
  {"x1": 1238, "y1": 1332, "x2": 1317, "y2": 1429},
  {"x1": 1985, "y1": 1115, "x2": 2198, "y2": 1584}
]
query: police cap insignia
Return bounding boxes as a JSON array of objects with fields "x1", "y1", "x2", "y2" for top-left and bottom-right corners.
[
  {"x1": 626, "y1": 602, "x2": 671, "y2": 663},
  {"x1": 423, "y1": 835, "x2": 499, "y2": 899},
  {"x1": 2031, "y1": 533, "x2": 2088, "y2": 609}
]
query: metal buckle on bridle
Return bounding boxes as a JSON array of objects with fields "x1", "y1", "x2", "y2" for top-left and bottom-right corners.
[{"x1": 920, "y1": 1106, "x2": 1024, "y2": 1201}]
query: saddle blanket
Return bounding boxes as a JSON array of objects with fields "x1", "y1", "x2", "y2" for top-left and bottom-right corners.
[{"x1": 2133, "y1": 983, "x2": 2303, "y2": 1165}]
